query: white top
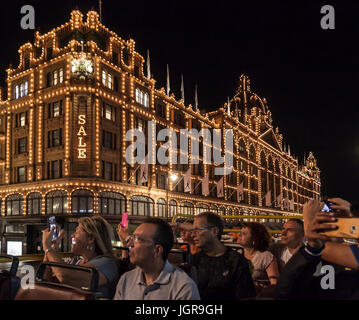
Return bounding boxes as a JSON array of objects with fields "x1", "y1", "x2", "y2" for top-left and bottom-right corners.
[
  {"x1": 251, "y1": 251, "x2": 274, "y2": 282},
  {"x1": 281, "y1": 247, "x2": 293, "y2": 265}
]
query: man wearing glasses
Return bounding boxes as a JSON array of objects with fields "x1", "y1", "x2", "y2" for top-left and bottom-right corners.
[
  {"x1": 190, "y1": 212, "x2": 256, "y2": 300},
  {"x1": 113, "y1": 218, "x2": 200, "y2": 300}
]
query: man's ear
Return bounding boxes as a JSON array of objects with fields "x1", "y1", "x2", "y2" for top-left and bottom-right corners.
[
  {"x1": 212, "y1": 226, "x2": 219, "y2": 237},
  {"x1": 154, "y1": 244, "x2": 164, "y2": 259}
]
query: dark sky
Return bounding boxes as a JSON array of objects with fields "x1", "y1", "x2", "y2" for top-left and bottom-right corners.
[{"x1": 1, "y1": 0, "x2": 358, "y2": 203}]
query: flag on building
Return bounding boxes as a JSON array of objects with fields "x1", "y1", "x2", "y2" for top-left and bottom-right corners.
[
  {"x1": 184, "y1": 168, "x2": 191, "y2": 193},
  {"x1": 181, "y1": 74, "x2": 185, "y2": 103},
  {"x1": 166, "y1": 64, "x2": 170, "y2": 96},
  {"x1": 195, "y1": 84, "x2": 198, "y2": 110},
  {"x1": 139, "y1": 154, "x2": 148, "y2": 184},
  {"x1": 217, "y1": 176, "x2": 224, "y2": 198},
  {"x1": 290, "y1": 198, "x2": 295, "y2": 211},
  {"x1": 202, "y1": 172, "x2": 209, "y2": 196},
  {"x1": 237, "y1": 182, "x2": 244, "y2": 202},
  {"x1": 146, "y1": 50, "x2": 151, "y2": 80},
  {"x1": 276, "y1": 193, "x2": 283, "y2": 208},
  {"x1": 265, "y1": 190, "x2": 271, "y2": 207}
]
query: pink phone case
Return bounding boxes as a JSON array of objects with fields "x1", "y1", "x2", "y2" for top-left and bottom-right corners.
[{"x1": 121, "y1": 212, "x2": 128, "y2": 229}]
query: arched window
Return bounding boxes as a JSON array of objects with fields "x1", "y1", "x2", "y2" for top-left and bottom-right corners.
[
  {"x1": 234, "y1": 208, "x2": 239, "y2": 216},
  {"x1": 249, "y1": 145, "x2": 256, "y2": 162},
  {"x1": 157, "y1": 198, "x2": 166, "y2": 217},
  {"x1": 130, "y1": 195, "x2": 154, "y2": 216},
  {"x1": 260, "y1": 152, "x2": 266, "y2": 168},
  {"x1": 275, "y1": 160, "x2": 280, "y2": 174},
  {"x1": 98, "y1": 192, "x2": 126, "y2": 215},
  {"x1": 27, "y1": 192, "x2": 42, "y2": 215},
  {"x1": 180, "y1": 202, "x2": 194, "y2": 215},
  {"x1": 195, "y1": 203, "x2": 209, "y2": 215},
  {"x1": 218, "y1": 206, "x2": 226, "y2": 216},
  {"x1": 238, "y1": 139, "x2": 247, "y2": 158},
  {"x1": 6, "y1": 194, "x2": 24, "y2": 216},
  {"x1": 210, "y1": 205, "x2": 218, "y2": 213},
  {"x1": 268, "y1": 156, "x2": 274, "y2": 171},
  {"x1": 72, "y1": 190, "x2": 94, "y2": 214},
  {"x1": 46, "y1": 190, "x2": 67, "y2": 215},
  {"x1": 169, "y1": 200, "x2": 177, "y2": 218}
]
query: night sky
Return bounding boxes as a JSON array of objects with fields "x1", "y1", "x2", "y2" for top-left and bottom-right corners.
[{"x1": 0, "y1": 1, "x2": 358, "y2": 203}]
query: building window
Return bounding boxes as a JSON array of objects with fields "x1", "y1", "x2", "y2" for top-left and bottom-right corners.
[
  {"x1": 72, "y1": 189, "x2": 94, "y2": 214},
  {"x1": 196, "y1": 203, "x2": 209, "y2": 215},
  {"x1": 48, "y1": 129, "x2": 63, "y2": 147},
  {"x1": 46, "y1": 190, "x2": 68, "y2": 215},
  {"x1": 102, "y1": 103, "x2": 116, "y2": 121},
  {"x1": 169, "y1": 200, "x2": 177, "y2": 218},
  {"x1": 157, "y1": 174, "x2": 167, "y2": 190},
  {"x1": 53, "y1": 70, "x2": 58, "y2": 85},
  {"x1": 17, "y1": 137, "x2": 27, "y2": 154},
  {"x1": 15, "y1": 86, "x2": 19, "y2": 99},
  {"x1": 48, "y1": 101, "x2": 63, "y2": 118},
  {"x1": 102, "y1": 70, "x2": 113, "y2": 89},
  {"x1": 136, "y1": 117, "x2": 145, "y2": 132},
  {"x1": 17, "y1": 167, "x2": 26, "y2": 183},
  {"x1": 14, "y1": 81, "x2": 28, "y2": 99},
  {"x1": 101, "y1": 161, "x2": 114, "y2": 180},
  {"x1": 27, "y1": 192, "x2": 42, "y2": 215},
  {"x1": 6, "y1": 194, "x2": 24, "y2": 216},
  {"x1": 157, "y1": 198, "x2": 166, "y2": 217},
  {"x1": 59, "y1": 68, "x2": 64, "y2": 83},
  {"x1": 174, "y1": 110, "x2": 185, "y2": 127},
  {"x1": 47, "y1": 160, "x2": 62, "y2": 179},
  {"x1": 15, "y1": 112, "x2": 26, "y2": 129},
  {"x1": 102, "y1": 130, "x2": 116, "y2": 149},
  {"x1": 98, "y1": 192, "x2": 126, "y2": 215},
  {"x1": 135, "y1": 88, "x2": 149, "y2": 107},
  {"x1": 156, "y1": 103, "x2": 166, "y2": 118},
  {"x1": 130, "y1": 195, "x2": 154, "y2": 216},
  {"x1": 102, "y1": 70, "x2": 107, "y2": 86},
  {"x1": 47, "y1": 68, "x2": 64, "y2": 87},
  {"x1": 179, "y1": 202, "x2": 194, "y2": 215}
]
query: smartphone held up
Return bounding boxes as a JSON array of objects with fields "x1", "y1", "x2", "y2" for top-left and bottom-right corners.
[{"x1": 48, "y1": 216, "x2": 58, "y2": 241}]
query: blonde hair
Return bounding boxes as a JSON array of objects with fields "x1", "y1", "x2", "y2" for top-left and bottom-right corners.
[{"x1": 78, "y1": 216, "x2": 114, "y2": 257}]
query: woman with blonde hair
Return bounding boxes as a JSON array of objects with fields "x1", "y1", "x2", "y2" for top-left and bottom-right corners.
[{"x1": 42, "y1": 215, "x2": 119, "y2": 299}]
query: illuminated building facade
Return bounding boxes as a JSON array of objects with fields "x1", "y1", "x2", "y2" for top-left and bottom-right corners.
[{"x1": 0, "y1": 10, "x2": 320, "y2": 254}]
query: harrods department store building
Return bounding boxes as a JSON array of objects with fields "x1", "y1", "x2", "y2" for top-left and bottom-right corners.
[{"x1": 0, "y1": 10, "x2": 321, "y2": 254}]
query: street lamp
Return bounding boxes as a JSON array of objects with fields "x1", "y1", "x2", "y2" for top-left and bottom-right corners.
[{"x1": 167, "y1": 173, "x2": 178, "y2": 218}]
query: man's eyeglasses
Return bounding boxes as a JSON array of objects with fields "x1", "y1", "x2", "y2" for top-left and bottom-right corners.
[
  {"x1": 191, "y1": 226, "x2": 215, "y2": 233},
  {"x1": 127, "y1": 234, "x2": 154, "y2": 244}
]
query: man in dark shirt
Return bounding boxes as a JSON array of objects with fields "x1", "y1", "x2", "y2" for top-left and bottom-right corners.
[{"x1": 190, "y1": 212, "x2": 256, "y2": 300}]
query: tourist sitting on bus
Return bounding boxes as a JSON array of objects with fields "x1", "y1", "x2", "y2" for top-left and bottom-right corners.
[
  {"x1": 275, "y1": 198, "x2": 359, "y2": 299},
  {"x1": 113, "y1": 218, "x2": 200, "y2": 300},
  {"x1": 42, "y1": 215, "x2": 120, "y2": 299},
  {"x1": 237, "y1": 222, "x2": 280, "y2": 287},
  {"x1": 190, "y1": 212, "x2": 256, "y2": 300},
  {"x1": 269, "y1": 219, "x2": 305, "y2": 273},
  {"x1": 178, "y1": 221, "x2": 201, "y2": 255}
]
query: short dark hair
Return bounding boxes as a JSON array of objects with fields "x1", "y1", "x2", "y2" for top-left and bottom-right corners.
[
  {"x1": 287, "y1": 219, "x2": 304, "y2": 234},
  {"x1": 196, "y1": 212, "x2": 223, "y2": 240},
  {"x1": 242, "y1": 222, "x2": 270, "y2": 252},
  {"x1": 143, "y1": 218, "x2": 174, "y2": 261}
]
